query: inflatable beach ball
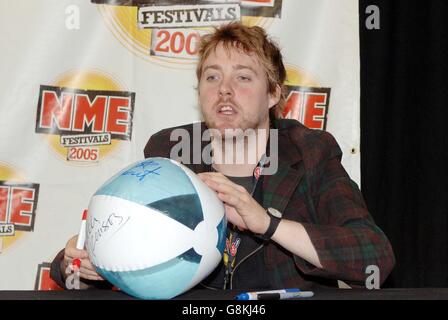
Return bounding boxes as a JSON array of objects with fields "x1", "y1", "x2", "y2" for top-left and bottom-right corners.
[{"x1": 85, "y1": 157, "x2": 227, "y2": 299}]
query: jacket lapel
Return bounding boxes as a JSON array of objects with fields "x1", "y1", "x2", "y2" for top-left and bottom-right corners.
[
  {"x1": 184, "y1": 122, "x2": 211, "y2": 174},
  {"x1": 261, "y1": 124, "x2": 305, "y2": 213}
]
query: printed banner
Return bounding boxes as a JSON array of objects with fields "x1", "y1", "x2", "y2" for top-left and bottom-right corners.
[{"x1": 0, "y1": 0, "x2": 360, "y2": 289}]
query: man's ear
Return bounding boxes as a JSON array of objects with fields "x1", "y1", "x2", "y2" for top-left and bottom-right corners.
[{"x1": 268, "y1": 84, "x2": 281, "y2": 109}]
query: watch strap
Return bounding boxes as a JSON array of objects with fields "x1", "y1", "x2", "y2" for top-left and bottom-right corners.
[{"x1": 257, "y1": 209, "x2": 282, "y2": 241}]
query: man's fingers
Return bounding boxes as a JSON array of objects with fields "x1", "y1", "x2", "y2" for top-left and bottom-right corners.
[
  {"x1": 79, "y1": 266, "x2": 103, "y2": 279},
  {"x1": 79, "y1": 270, "x2": 104, "y2": 281},
  {"x1": 81, "y1": 258, "x2": 97, "y2": 271},
  {"x1": 217, "y1": 192, "x2": 241, "y2": 208},
  {"x1": 76, "y1": 257, "x2": 99, "y2": 276},
  {"x1": 225, "y1": 205, "x2": 247, "y2": 230},
  {"x1": 71, "y1": 259, "x2": 104, "y2": 281},
  {"x1": 64, "y1": 234, "x2": 104, "y2": 281},
  {"x1": 199, "y1": 173, "x2": 246, "y2": 192},
  {"x1": 65, "y1": 248, "x2": 88, "y2": 259},
  {"x1": 198, "y1": 172, "x2": 225, "y2": 179},
  {"x1": 204, "y1": 179, "x2": 244, "y2": 201}
]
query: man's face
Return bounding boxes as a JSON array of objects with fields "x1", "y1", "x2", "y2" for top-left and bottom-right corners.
[{"x1": 198, "y1": 43, "x2": 279, "y2": 135}]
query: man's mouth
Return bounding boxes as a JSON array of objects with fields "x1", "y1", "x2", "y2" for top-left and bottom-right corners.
[{"x1": 217, "y1": 105, "x2": 237, "y2": 115}]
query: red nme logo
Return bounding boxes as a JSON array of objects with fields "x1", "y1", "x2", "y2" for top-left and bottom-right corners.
[
  {"x1": 283, "y1": 88, "x2": 331, "y2": 131},
  {"x1": 67, "y1": 147, "x2": 99, "y2": 162}
]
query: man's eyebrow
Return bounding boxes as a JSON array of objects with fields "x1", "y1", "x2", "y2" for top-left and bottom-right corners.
[
  {"x1": 202, "y1": 65, "x2": 222, "y2": 73},
  {"x1": 202, "y1": 64, "x2": 259, "y2": 75},
  {"x1": 234, "y1": 64, "x2": 258, "y2": 75}
]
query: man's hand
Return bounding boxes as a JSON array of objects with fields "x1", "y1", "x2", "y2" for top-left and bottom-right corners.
[
  {"x1": 62, "y1": 235, "x2": 104, "y2": 281},
  {"x1": 198, "y1": 172, "x2": 270, "y2": 234}
]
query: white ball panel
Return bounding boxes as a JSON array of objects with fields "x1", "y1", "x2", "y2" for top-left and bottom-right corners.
[
  {"x1": 86, "y1": 195, "x2": 195, "y2": 272},
  {"x1": 188, "y1": 245, "x2": 222, "y2": 288},
  {"x1": 192, "y1": 220, "x2": 218, "y2": 256}
]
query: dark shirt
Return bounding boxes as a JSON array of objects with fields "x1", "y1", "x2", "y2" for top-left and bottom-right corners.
[{"x1": 201, "y1": 175, "x2": 271, "y2": 290}]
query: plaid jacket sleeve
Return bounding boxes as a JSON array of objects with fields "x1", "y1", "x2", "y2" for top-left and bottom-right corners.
[{"x1": 292, "y1": 130, "x2": 395, "y2": 287}]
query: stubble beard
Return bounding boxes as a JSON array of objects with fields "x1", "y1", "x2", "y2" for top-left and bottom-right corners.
[{"x1": 203, "y1": 112, "x2": 269, "y2": 141}]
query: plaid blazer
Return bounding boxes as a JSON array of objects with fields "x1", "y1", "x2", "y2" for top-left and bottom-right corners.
[{"x1": 144, "y1": 119, "x2": 396, "y2": 289}]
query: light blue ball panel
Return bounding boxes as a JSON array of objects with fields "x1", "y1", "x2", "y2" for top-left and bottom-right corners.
[
  {"x1": 94, "y1": 158, "x2": 197, "y2": 207},
  {"x1": 97, "y1": 248, "x2": 201, "y2": 299},
  {"x1": 216, "y1": 216, "x2": 227, "y2": 254}
]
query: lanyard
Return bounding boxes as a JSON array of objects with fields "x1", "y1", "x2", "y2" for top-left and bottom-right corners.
[{"x1": 222, "y1": 154, "x2": 268, "y2": 289}]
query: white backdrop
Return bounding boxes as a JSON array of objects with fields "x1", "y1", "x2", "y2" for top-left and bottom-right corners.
[{"x1": 0, "y1": 0, "x2": 360, "y2": 290}]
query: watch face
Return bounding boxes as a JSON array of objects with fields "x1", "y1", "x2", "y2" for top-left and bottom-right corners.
[{"x1": 268, "y1": 207, "x2": 282, "y2": 218}]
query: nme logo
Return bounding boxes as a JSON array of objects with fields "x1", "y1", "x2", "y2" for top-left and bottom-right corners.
[
  {"x1": 35, "y1": 85, "x2": 136, "y2": 163},
  {"x1": 35, "y1": 85, "x2": 135, "y2": 141},
  {"x1": 283, "y1": 86, "x2": 331, "y2": 130},
  {"x1": 35, "y1": 263, "x2": 63, "y2": 291},
  {"x1": 0, "y1": 181, "x2": 39, "y2": 234}
]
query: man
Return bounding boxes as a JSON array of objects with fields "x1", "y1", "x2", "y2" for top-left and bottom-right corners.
[{"x1": 51, "y1": 22, "x2": 395, "y2": 290}]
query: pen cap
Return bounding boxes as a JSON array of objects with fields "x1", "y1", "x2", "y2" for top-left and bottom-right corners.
[{"x1": 235, "y1": 293, "x2": 250, "y2": 300}]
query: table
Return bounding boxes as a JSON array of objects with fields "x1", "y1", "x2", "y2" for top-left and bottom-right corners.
[{"x1": 1, "y1": 288, "x2": 448, "y2": 300}]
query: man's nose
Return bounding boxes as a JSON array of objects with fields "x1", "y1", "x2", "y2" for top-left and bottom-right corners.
[{"x1": 218, "y1": 78, "x2": 233, "y2": 98}]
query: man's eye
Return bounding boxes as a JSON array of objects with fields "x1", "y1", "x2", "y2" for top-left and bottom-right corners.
[
  {"x1": 203, "y1": 73, "x2": 220, "y2": 81},
  {"x1": 238, "y1": 75, "x2": 251, "y2": 81}
]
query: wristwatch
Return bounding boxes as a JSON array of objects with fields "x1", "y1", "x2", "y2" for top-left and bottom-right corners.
[{"x1": 257, "y1": 207, "x2": 282, "y2": 242}]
